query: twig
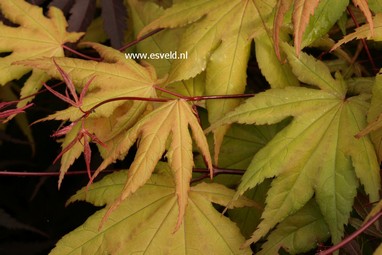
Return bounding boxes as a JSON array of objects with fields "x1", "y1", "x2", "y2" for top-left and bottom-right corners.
[{"x1": 318, "y1": 210, "x2": 382, "y2": 255}]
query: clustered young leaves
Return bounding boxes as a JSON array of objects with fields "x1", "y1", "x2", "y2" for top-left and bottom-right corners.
[{"x1": 1, "y1": 0, "x2": 382, "y2": 254}]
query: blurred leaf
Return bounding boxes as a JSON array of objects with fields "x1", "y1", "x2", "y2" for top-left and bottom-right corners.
[
  {"x1": 101, "y1": 0, "x2": 127, "y2": 49},
  {"x1": 0, "y1": 208, "x2": 47, "y2": 237}
]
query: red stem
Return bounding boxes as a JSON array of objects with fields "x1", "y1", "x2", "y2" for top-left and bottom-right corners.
[
  {"x1": 0, "y1": 170, "x2": 106, "y2": 176},
  {"x1": 185, "y1": 94, "x2": 255, "y2": 101},
  {"x1": 347, "y1": 7, "x2": 378, "y2": 74},
  {"x1": 84, "y1": 96, "x2": 170, "y2": 114},
  {"x1": 318, "y1": 210, "x2": 382, "y2": 255},
  {"x1": 0, "y1": 167, "x2": 245, "y2": 177},
  {"x1": 81, "y1": 89, "x2": 255, "y2": 121},
  {"x1": 118, "y1": 28, "x2": 164, "y2": 52},
  {"x1": 62, "y1": 44, "x2": 101, "y2": 61}
]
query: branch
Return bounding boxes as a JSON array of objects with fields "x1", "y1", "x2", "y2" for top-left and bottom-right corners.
[{"x1": 318, "y1": 210, "x2": 382, "y2": 255}]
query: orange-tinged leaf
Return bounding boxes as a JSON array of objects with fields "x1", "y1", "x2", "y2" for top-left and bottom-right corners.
[
  {"x1": 273, "y1": 0, "x2": 293, "y2": 60},
  {"x1": 353, "y1": 0, "x2": 374, "y2": 36},
  {"x1": 18, "y1": 43, "x2": 158, "y2": 121},
  {"x1": 93, "y1": 99, "x2": 212, "y2": 230},
  {"x1": 0, "y1": 0, "x2": 82, "y2": 106},
  {"x1": 293, "y1": 0, "x2": 321, "y2": 55},
  {"x1": 332, "y1": 13, "x2": 382, "y2": 51},
  {"x1": 56, "y1": 122, "x2": 83, "y2": 186}
]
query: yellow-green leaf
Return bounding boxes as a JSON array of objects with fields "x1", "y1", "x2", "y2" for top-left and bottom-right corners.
[
  {"x1": 255, "y1": 33, "x2": 300, "y2": 88},
  {"x1": 301, "y1": 0, "x2": 349, "y2": 49},
  {"x1": 138, "y1": 0, "x2": 275, "y2": 164},
  {"x1": 57, "y1": 121, "x2": 83, "y2": 186},
  {"x1": 94, "y1": 99, "x2": 212, "y2": 230},
  {"x1": 257, "y1": 200, "x2": 330, "y2": 255},
  {"x1": 139, "y1": 0, "x2": 275, "y2": 84},
  {"x1": 358, "y1": 73, "x2": 382, "y2": 161},
  {"x1": 0, "y1": 0, "x2": 82, "y2": 106},
  {"x1": 53, "y1": 171, "x2": 253, "y2": 255},
  {"x1": 207, "y1": 44, "x2": 380, "y2": 245},
  {"x1": 18, "y1": 43, "x2": 158, "y2": 121}
]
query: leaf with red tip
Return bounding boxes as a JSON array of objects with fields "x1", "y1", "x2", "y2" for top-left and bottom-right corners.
[
  {"x1": 273, "y1": 0, "x2": 293, "y2": 60},
  {"x1": 353, "y1": 0, "x2": 374, "y2": 36},
  {"x1": 43, "y1": 83, "x2": 77, "y2": 107},
  {"x1": 83, "y1": 135, "x2": 92, "y2": 179},
  {"x1": 0, "y1": 102, "x2": 33, "y2": 122},
  {"x1": 79, "y1": 76, "x2": 95, "y2": 105},
  {"x1": 53, "y1": 59, "x2": 79, "y2": 105},
  {"x1": 293, "y1": 0, "x2": 320, "y2": 55}
]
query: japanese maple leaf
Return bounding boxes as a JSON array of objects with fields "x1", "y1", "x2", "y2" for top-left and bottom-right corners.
[
  {"x1": 258, "y1": 199, "x2": 330, "y2": 255},
  {"x1": 273, "y1": 0, "x2": 349, "y2": 58},
  {"x1": 0, "y1": 0, "x2": 83, "y2": 106},
  {"x1": 207, "y1": 43, "x2": 380, "y2": 246},
  {"x1": 0, "y1": 101, "x2": 33, "y2": 122},
  {"x1": 18, "y1": 43, "x2": 160, "y2": 184},
  {"x1": 273, "y1": 0, "x2": 320, "y2": 59},
  {"x1": 356, "y1": 73, "x2": 382, "y2": 162},
  {"x1": 91, "y1": 99, "x2": 213, "y2": 231},
  {"x1": 50, "y1": 120, "x2": 106, "y2": 187},
  {"x1": 332, "y1": 12, "x2": 382, "y2": 51},
  {"x1": 18, "y1": 42, "x2": 158, "y2": 122},
  {"x1": 138, "y1": 0, "x2": 275, "y2": 164},
  {"x1": 50, "y1": 170, "x2": 255, "y2": 255},
  {"x1": 43, "y1": 59, "x2": 93, "y2": 109}
]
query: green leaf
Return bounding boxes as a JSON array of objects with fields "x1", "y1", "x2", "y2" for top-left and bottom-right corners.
[
  {"x1": 53, "y1": 171, "x2": 254, "y2": 255},
  {"x1": 369, "y1": 0, "x2": 382, "y2": 13},
  {"x1": 229, "y1": 180, "x2": 271, "y2": 238},
  {"x1": 301, "y1": 0, "x2": 349, "y2": 49},
  {"x1": 139, "y1": 0, "x2": 276, "y2": 164},
  {"x1": 207, "y1": 44, "x2": 380, "y2": 245},
  {"x1": 255, "y1": 33, "x2": 300, "y2": 88},
  {"x1": 127, "y1": 0, "x2": 182, "y2": 78},
  {"x1": 258, "y1": 200, "x2": 330, "y2": 255},
  {"x1": 359, "y1": 73, "x2": 382, "y2": 162},
  {"x1": 282, "y1": 42, "x2": 346, "y2": 96},
  {"x1": 216, "y1": 120, "x2": 291, "y2": 170}
]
